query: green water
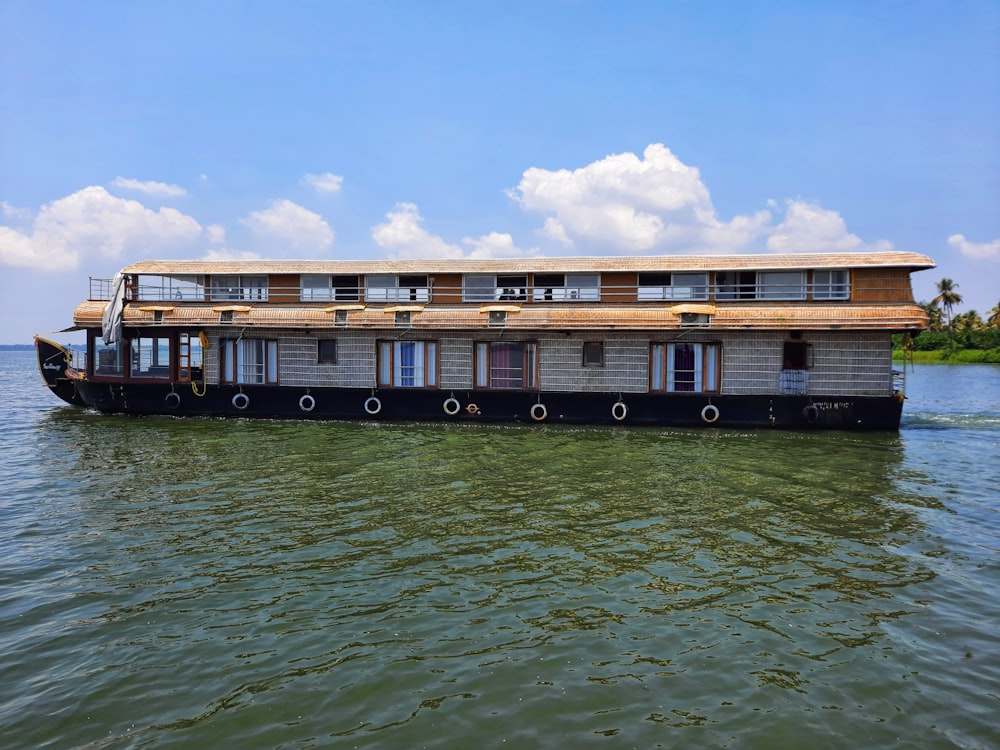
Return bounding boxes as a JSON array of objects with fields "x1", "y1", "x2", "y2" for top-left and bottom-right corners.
[{"x1": 2, "y1": 352, "x2": 998, "y2": 749}]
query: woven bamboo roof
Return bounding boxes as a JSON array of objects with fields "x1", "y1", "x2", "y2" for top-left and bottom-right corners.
[
  {"x1": 120, "y1": 251, "x2": 935, "y2": 276},
  {"x1": 74, "y1": 299, "x2": 929, "y2": 331}
]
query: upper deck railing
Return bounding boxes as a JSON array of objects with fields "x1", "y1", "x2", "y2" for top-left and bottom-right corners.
[{"x1": 88, "y1": 278, "x2": 877, "y2": 304}]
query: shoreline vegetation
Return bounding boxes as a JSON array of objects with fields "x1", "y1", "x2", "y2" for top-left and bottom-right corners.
[{"x1": 893, "y1": 277, "x2": 1000, "y2": 364}]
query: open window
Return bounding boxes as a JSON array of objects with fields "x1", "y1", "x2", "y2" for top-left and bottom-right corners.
[
  {"x1": 377, "y1": 341, "x2": 438, "y2": 387},
  {"x1": 650, "y1": 342, "x2": 720, "y2": 393},
  {"x1": 475, "y1": 342, "x2": 537, "y2": 389},
  {"x1": 221, "y1": 339, "x2": 279, "y2": 384}
]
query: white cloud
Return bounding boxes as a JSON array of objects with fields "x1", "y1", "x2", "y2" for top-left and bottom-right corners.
[
  {"x1": 111, "y1": 177, "x2": 187, "y2": 197},
  {"x1": 240, "y1": 199, "x2": 334, "y2": 253},
  {"x1": 303, "y1": 172, "x2": 344, "y2": 193},
  {"x1": 462, "y1": 232, "x2": 533, "y2": 259},
  {"x1": 0, "y1": 186, "x2": 202, "y2": 271},
  {"x1": 200, "y1": 248, "x2": 261, "y2": 261},
  {"x1": 948, "y1": 233, "x2": 1000, "y2": 261},
  {"x1": 371, "y1": 203, "x2": 463, "y2": 258},
  {"x1": 373, "y1": 204, "x2": 533, "y2": 259},
  {"x1": 766, "y1": 200, "x2": 878, "y2": 253},
  {"x1": 511, "y1": 143, "x2": 773, "y2": 253},
  {"x1": 1, "y1": 200, "x2": 32, "y2": 222},
  {"x1": 205, "y1": 224, "x2": 226, "y2": 244},
  {"x1": 542, "y1": 217, "x2": 573, "y2": 247}
]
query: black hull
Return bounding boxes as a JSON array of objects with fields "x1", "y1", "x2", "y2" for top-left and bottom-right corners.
[{"x1": 68, "y1": 381, "x2": 905, "y2": 430}]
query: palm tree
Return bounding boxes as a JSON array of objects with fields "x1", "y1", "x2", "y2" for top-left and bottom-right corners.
[
  {"x1": 932, "y1": 278, "x2": 963, "y2": 346},
  {"x1": 918, "y1": 300, "x2": 945, "y2": 332},
  {"x1": 988, "y1": 302, "x2": 1000, "y2": 329},
  {"x1": 955, "y1": 310, "x2": 983, "y2": 331}
]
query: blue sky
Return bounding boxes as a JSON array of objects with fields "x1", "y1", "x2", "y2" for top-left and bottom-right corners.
[{"x1": 2, "y1": 0, "x2": 998, "y2": 343}]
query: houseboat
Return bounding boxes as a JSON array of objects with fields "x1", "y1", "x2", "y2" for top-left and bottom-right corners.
[{"x1": 35, "y1": 252, "x2": 934, "y2": 429}]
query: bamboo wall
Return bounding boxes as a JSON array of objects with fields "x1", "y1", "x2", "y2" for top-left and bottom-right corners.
[{"x1": 199, "y1": 327, "x2": 895, "y2": 397}]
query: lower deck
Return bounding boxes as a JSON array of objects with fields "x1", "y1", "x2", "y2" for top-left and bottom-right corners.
[{"x1": 38, "y1": 327, "x2": 906, "y2": 429}]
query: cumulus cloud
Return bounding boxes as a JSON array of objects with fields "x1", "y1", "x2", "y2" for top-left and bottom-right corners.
[
  {"x1": 240, "y1": 199, "x2": 334, "y2": 253},
  {"x1": 510, "y1": 144, "x2": 895, "y2": 256},
  {"x1": 511, "y1": 143, "x2": 756, "y2": 252},
  {"x1": 111, "y1": 177, "x2": 187, "y2": 197},
  {"x1": 462, "y1": 231, "x2": 534, "y2": 259},
  {"x1": 767, "y1": 200, "x2": 872, "y2": 253},
  {"x1": 372, "y1": 203, "x2": 533, "y2": 259},
  {"x1": 0, "y1": 186, "x2": 202, "y2": 271},
  {"x1": 372, "y1": 203, "x2": 463, "y2": 258},
  {"x1": 303, "y1": 172, "x2": 344, "y2": 193},
  {"x1": 948, "y1": 233, "x2": 1000, "y2": 261}
]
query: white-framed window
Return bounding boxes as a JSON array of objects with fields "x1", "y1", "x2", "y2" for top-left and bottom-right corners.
[
  {"x1": 637, "y1": 272, "x2": 709, "y2": 300},
  {"x1": 366, "y1": 275, "x2": 430, "y2": 302},
  {"x1": 463, "y1": 274, "x2": 529, "y2": 302},
  {"x1": 532, "y1": 274, "x2": 600, "y2": 301},
  {"x1": 650, "y1": 342, "x2": 721, "y2": 393},
  {"x1": 813, "y1": 270, "x2": 850, "y2": 300},
  {"x1": 300, "y1": 275, "x2": 360, "y2": 301},
  {"x1": 221, "y1": 339, "x2": 279, "y2": 384},
  {"x1": 130, "y1": 336, "x2": 171, "y2": 379},
  {"x1": 475, "y1": 342, "x2": 537, "y2": 389},
  {"x1": 715, "y1": 271, "x2": 805, "y2": 300},
  {"x1": 377, "y1": 341, "x2": 438, "y2": 387},
  {"x1": 757, "y1": 271, "x2": 805, "y2": 300},
  {"x1": 135, "y1": 274, "x2": 205, "y2": 301},
  {"x1": 210, "y1": 275, "x2": 268, "y2": 302}
]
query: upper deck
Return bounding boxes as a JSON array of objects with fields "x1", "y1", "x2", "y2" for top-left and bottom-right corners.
[{"x1": 77, "y1": 251, "x2": 935, "y2": 332}]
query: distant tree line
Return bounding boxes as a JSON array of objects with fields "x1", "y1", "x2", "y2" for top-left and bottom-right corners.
[{"x1": 895, "y1": 279, "x2": 1000, "y2": 362}]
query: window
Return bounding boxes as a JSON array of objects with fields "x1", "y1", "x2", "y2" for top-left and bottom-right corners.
[
  {"x1": 378, "y1": 341, "x2": 438, "y2": 387},
  {"x1": 813, "y1": 270, "x2": 850, "y2": 300},
  {"x1": 715, "y1": 271, "x2": 757, "y2": 300},
  {"x1": 93, "y1": 336, "x2": 124, "y2": 377},
  {"x1": 780, "y1": 340, "x2": 811, "y2": 395},
  {"x1": 177, "y1": 332, "x2": 204, "y2": 382},
  {"x1": 475, "y1": 342, "x2": 537, "y2": 389},
  {"x1": 221, "y1": 339, "x2": 279, "y2": 384},
  {"x1": 532, "y1": 274, "x2": 600, "y2": 301},
  {"x1": 130, "y1": 336, "x2": 171, "y2": 379},
  {"x1": 650, "y1": 343, "x2": 720, "y2": 393},
  {"x1": 583, "y1": 341, "x2": 604, "y2": 367},
  {"x1": 136, "y1": 274, "x2": 204, "y2": 301},
  {"x1": 463, "y1": 275, "x2": 529, "y2": 302},
  {"x1": 366, "y1": 275, "x2": 429, "y2": 302},
  {"x1": 210, "y1": 275, "x2": 268, "y2": 301},
  {"x1": 758, "y1": 271, "x2": 805, "y2": 300},
  {"x1": 318, "y1": 339, "x2": 337, "y2": 364},
  {"x1": 301, "y1": 275, "x2": 360, "y2": 301},
  {"x1": 637, "y1": 272, "x2": 709, "y2": 300},
  {"x1": 715, "y1": 271, "x2": 805, "y2": 300}
]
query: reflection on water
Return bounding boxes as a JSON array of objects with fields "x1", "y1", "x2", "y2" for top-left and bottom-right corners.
[{"x1": 2, "y1": 354, "x2": 998, "y2": 749}]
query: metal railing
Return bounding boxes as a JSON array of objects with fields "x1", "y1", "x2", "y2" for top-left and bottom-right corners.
[{"x1": 88, "y1": 277, "x2": 875, "y2": 304}]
